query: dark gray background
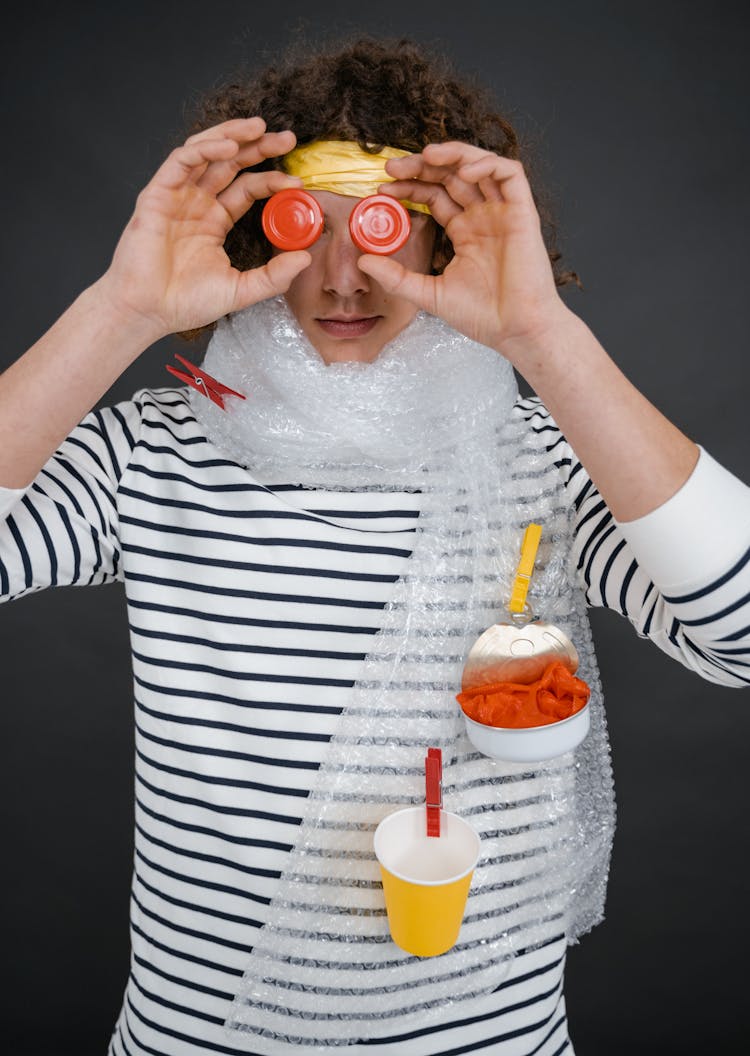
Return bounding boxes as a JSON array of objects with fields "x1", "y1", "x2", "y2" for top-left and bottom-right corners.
[{"x1": 1, "y1": 1, "x2": 748, "y2": 1053}]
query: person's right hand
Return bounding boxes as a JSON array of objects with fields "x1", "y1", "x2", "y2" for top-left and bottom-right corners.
[{"x1": 98, "y1": 117, "x2": 311, "y2": 340}]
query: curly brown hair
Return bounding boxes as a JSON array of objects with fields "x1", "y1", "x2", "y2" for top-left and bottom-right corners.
[{"x1": 180, "y1": 34, "x2": 581, "y2": 339}]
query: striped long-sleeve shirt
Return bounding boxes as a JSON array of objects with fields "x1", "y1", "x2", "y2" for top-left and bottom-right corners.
[{"x1": 1, "y1": 385, "x2": 749, "y2": 1056}]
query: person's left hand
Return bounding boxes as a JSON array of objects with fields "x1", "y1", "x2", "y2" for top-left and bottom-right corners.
[{"x1": 358, "y1": 142, "x2": 570, "y2": 357}]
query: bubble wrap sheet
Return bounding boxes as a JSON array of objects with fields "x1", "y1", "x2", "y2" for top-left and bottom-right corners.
[{"x1": 189, "y1": 299, "x2": 616, "y2": 1050}]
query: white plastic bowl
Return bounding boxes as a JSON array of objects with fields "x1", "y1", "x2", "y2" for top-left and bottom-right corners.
[{"x1": 462, "y1": 702, "x2": 590, "y2": 763}]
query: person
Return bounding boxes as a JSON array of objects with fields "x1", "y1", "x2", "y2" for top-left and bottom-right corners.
[{"x1": 1, "y1": 34, "x2": 748, "y2": 1056}]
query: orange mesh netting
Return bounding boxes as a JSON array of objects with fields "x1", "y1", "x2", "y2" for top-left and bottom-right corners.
[{"x1": 457, "y1": 660, "x2": 590, "y2": 728}]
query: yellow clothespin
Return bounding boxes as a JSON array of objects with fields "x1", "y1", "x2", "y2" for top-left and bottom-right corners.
[{"x1": 508, "y1": 523, "x2": 542, "y2": 614}]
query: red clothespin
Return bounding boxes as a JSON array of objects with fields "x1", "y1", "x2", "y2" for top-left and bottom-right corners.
[
  {"x1": 425, "y1": 747, "x2": 442, "y2": 838},
  {"x1": 165, "y1": 353, "x2": 246, "y2": 411}
]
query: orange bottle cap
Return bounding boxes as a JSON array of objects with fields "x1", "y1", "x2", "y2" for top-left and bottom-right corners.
[
  {"x1": 262, "y1": 188, "x2": 324, "y2": 251},
  {"x1": 349, "y1": 195, "x2": 411, "y2": 255}
]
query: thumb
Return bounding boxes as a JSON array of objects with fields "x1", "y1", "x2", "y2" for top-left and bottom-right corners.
[
  {"x1": 358, "y1": 255, "x2": 435, "y2": 311},
  {"x1": 233, "y1": 251, "x2": 312, "y2": 311}
]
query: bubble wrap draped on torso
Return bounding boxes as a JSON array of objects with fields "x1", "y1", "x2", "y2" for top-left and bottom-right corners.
[{"x1": 189, "y1": 297, "x2": 616, "y2": 1051}]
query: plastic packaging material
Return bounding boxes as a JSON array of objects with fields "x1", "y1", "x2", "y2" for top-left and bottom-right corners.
[
  {"x1": 457, "y1": 660, "x2": 591, "y2": 728},
  {"x1": 189, "y1": 298, "x2": 616, "y2": 1051}
]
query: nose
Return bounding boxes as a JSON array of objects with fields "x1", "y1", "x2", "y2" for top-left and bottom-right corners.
[{"x1": 322, "y1": 230, "x2": 370, "y2": 299}]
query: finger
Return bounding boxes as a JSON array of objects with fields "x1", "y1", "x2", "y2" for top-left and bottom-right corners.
[
  {"x1": 383, "y1": 152, "x2": 432, "y2": 180},
  {"x1": 232, "y1": 130, "x2": 297, "y2": 168},
  {"x1": 233, "y1": 250, "x2": 311, "y2": 310},
  {"x1": 478, "y1": 176, "x2": 503, "y2": 202},
  {"x1": 456, "y1": 156, "x2": 535, "y2": 207},
  {"x1": 440, "y1": 171, "x2": 485, "y2": 210},
  {"x1": 184, "y1": 116, "x2": 267, "y2": 146},
  {"x1": 218, "y1": 171, "x2": 303, "y2": 225},
  {"x1": 385, "y1": 153, "x2": 458, "y2": 186},
  {"x1": 156, "y1": 138, "x2": 240, "y2": 191},
  {"x1": 421, "y1": 141, "x2": 497, "y2": 168},
  {"x1": 196, "y1": 130, "x2": 297, "y2": 196},
  {"x1": 386, "y1": 156, "x2": 485, "y2": 210},
  {"x1": 456, "y1": 159, "x2": 506, "y2": 201},
  {"x1": 379, "y1": 179, "x2": 463, "y2": 227},
  {"x1": 385, "y1": 142, "x2": 492, "y2": 180},
  {"x1": 357, "y1": 254, "x2": 437, "y2": 314}
]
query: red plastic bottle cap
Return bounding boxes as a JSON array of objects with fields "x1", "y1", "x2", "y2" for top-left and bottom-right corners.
[
  {"x1": 349, "y1": 195, "x2": 411, "y2": 254},
  {"x1": 262, "y1": 188, "x2": 324, "y2": 251}
]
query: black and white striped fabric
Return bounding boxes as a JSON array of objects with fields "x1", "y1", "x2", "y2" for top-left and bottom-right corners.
[{"x1": 1, "y1": 385, "x2": 748, "y2": 1056}]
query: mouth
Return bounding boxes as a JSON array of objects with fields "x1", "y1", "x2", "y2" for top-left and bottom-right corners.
[{"x1": 316, "y1": 316, "x2": 381, "y2": 338}]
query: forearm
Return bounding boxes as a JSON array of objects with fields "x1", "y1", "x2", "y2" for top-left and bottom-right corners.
[
  {"x1": 505, "y1": 305, "x2": 700, "y2": 522},
  {"x1": 0, "y1": 278, "x2": 162, "y2": 488}
]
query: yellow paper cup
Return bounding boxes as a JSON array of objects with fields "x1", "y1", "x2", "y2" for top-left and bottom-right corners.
[{"x1": 373, "y1": 806, "x2": 480, "y2": 957}]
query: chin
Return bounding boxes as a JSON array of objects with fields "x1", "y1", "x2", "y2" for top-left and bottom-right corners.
[{"x1": 316, "y1": 341, "x2": 384, "y2": 365}]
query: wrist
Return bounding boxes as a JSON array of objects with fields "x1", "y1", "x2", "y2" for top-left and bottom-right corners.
[
  {"x1": 497, "y1": 305, "x2": 592, "y2": 387},
  {"x1": 89, "y1": 273, "x2": 169, "y2": 348}
]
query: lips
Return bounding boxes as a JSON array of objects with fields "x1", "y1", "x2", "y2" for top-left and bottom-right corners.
[{"x1": 316, "y1": 316, "x2": 380, "y2": 338}]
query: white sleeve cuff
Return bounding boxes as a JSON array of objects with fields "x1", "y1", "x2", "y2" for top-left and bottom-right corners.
[
  {"x1": 614, "y1": 446, "x2": 750, "y2": 592},
  {"x1": 0, "y1": 483, "x2": 30, "y2": 520}
]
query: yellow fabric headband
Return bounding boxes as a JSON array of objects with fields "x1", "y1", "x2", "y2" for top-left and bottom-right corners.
[{"x1": 282, "y1": 140, "x2": 431, "y2": 216}]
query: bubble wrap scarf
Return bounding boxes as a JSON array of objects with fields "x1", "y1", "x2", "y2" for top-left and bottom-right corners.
[{"x1": 188, "y1": 297, "x2": 616, "y2": 1052}]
